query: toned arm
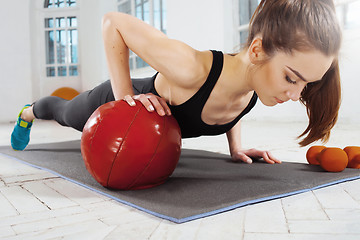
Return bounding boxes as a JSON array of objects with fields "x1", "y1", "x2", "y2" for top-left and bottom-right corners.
[
  {"x1": 102, "y1": 12, "x2": 203, "y2": 100},
  {"x1": 226, "y1": 120, "x2": 242, "y2": 155}
]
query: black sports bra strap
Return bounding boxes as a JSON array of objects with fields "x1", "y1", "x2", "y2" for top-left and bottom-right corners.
[{"x1": 195, "y1": 50, "x2": 224, "y2": 105}]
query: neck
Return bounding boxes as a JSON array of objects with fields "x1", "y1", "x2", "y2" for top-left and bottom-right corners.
[{"x1": 231, "y1": 49, "x2": 254, "y2": 94}]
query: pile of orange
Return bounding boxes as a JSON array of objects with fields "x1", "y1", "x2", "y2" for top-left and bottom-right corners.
[{"x1": 306, "y1": 146, "x2": 360, "y2": 172}]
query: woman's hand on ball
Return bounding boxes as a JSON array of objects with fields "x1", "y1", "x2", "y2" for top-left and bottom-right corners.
[{"x1": 124, "y1": 94, "x2": 171, "y2": 116}]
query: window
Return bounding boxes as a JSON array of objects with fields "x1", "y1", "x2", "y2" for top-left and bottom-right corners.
[
  {"x1": 336, "y1": 0, "x2": 360, "y2": 29},
  {"x1": 238, "y1": 0, "x2": 260, "y2": 46},
  {"x1": 117, "y1": 0, "x2": 167, "y2": 70},
  {"x1": 44, "y1": 0, "x2": 77, "y2": 8},
  {"x1": 118, "y1": 0, "x2": 131, "y2": 14},
  {"x1": 237, "y1": 0, "x2": 360, "y2": 47},
  {"x1": 43, "y1": 0, "x2": 79, "y2": 77}
]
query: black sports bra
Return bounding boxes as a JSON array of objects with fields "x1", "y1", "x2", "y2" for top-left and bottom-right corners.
[{"x1": 148, "y1": 50, "x2": 258, "y2": 138}]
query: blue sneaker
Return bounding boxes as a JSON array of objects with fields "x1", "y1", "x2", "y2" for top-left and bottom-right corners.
[{"x1": 11, "y1": 105, "x2": 33, "y2": 151}]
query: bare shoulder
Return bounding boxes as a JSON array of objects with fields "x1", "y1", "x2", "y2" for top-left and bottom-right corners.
[
  {"x1": 169, "y1": 50, "x2": 213, "y2": 89},
  {"x1": 155, "y1": 50, "x2": 214, "y2": 105}
]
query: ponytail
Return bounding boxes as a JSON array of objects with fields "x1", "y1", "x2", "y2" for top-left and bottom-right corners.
[{"x1": 298, "y1": 59, "x2": 341, "y2": 146}]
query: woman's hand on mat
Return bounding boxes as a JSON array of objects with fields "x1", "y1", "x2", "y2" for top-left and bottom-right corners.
[
  {"x1": 124, "y1": 93, "x2": 171, "y2": 116},
  {"x1": 231, "y1": 149, "x2": 282, "y2": 164}
]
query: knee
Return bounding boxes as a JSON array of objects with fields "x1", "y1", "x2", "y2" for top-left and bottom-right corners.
[
  {"x1": 62, "y1": 104, "x2": 95, "y2": 132},
  {"x1": 33, "y1": 96, "x2": 61, "y2": 120}
]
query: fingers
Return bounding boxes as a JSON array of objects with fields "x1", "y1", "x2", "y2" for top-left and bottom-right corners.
[
  {"x1": 124, "y1": 94, "x2": 171, "y2": 116},
  {"x1": 124, "y1": 95, "x2": 136, "y2": 106},
  {"x1": 257, "y1": 150, "x2": 281, "y2": 164},
  {"x1": 232, "y1": 149, "x2": 281, "y2": 165},
  {"x1": 246, "y1": 149, "x2": 280, "y2": 164},
  {"x1": 146, "y1": 94, "x2": 172, "y2": 116},
  {"x1": 232, "y1": 151, "x2": 253, "y2": 164},
  {"x1": 267, "y1": 151, "x2": 282, "y2": 164},
  {"x1": 262, "y1": 151, "x2": 275, "y2": 164},
  {"x1": 133, "y1": 94, "x2": 156, "y2": 113}
]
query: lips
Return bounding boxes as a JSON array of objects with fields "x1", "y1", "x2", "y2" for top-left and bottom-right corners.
[{"x1": 275, "y1": 97, "x2": 284, "y2": 104}]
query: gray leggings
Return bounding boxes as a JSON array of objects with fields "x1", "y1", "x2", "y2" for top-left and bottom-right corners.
[{"x1": 33, "y1": 76, "x2": 157, "y2": 131}]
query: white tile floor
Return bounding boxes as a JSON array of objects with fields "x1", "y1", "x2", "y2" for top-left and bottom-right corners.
[{"x1": 0, "y1": 120, "x2": 360, "y2": 239}]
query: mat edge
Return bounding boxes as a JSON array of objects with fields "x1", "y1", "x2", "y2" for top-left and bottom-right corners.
[{"x1": 1, "y1": 152, "x2": 360, "y2": 224}]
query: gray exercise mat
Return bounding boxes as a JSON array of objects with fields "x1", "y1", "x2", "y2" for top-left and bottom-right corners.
[{"x1": 1, "y1": 140, "x2": 360, "y2": 223}]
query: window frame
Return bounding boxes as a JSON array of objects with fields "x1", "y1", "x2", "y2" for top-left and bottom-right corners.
[
  {"x1": 117, "y1": 0, "x2": 166, "y2": 71},
  {"x1": 42, "y1": 1, "x2": 80, "y2": 79},
  {"x1": 44, "y1": 0, "x2": 77, "y2": 8},
  {"x1": 236, "y1": 0, "x2": 260, "y2": 48}
]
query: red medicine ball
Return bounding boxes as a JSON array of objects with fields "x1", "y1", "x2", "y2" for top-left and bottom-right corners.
[{"x1": 81, "y1": 100, "x2": 182, "y2": 190}]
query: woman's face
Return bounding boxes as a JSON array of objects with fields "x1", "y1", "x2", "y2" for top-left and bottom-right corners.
[{"x1": 251, "y1": 50, "x2": 334, "y2": 106}]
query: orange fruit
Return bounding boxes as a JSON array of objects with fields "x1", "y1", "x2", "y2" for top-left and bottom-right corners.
[
  {"x1": 351, "y1": 154, "x2": 360, "y2": 169},
  {"x1": 343, "y1": 146, "x2": 360, "y2": 168},
  {"x1": 319, "y1": 147, "x2": 348, "y2": 172},
  {"x1": 306, "y1": 146, "x2": 326, "y2": 165}
]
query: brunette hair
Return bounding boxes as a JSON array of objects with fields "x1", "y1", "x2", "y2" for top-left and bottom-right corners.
[{"x1": 246, "y1": 0, "x2": 342, "y2": 146}]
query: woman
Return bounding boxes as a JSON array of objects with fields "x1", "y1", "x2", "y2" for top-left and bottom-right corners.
[{"x1": 12, "y1": 0, "x2": 342, "y2": 165}]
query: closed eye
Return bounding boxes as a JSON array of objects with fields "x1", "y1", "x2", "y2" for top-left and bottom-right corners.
[{"x1": 285, "y1": 75, "x2": 296, "y2": 84}]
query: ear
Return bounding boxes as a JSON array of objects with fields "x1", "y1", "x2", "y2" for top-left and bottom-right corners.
[{"x1": 248, "y1": 37, "x2": 267, "y2": 64}]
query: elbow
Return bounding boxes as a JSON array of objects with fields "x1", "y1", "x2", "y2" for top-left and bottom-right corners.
[
  {"x1": 102, "y1": 12, "x2": 128, "y2": 29},
  {"x1": 102, "y1": 12, "x2": 117, "y2": 28}
]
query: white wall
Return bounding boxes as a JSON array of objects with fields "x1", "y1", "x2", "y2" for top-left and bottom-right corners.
[
  {"x1": 0, "y1": 1, "x2": 33, "y2": 123},
  {"x1": 337, "y1": 28, "x2": 360, "y2": 123},
  {"x1": 79, "y1": 0, "x2": 117, "y2": 90},
  {"x1": 166, "y1": 0, "x2": 238, "y2": 53}
]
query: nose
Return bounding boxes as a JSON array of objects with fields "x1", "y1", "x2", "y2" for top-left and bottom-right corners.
[{"x1": 286, "y1": 85, "x2": 305, "y2": 101}]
